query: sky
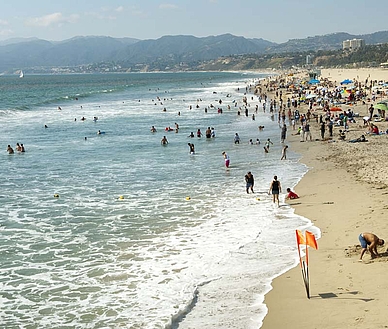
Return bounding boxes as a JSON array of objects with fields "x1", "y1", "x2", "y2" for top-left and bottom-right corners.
[{"x1": 0, "y1": 0, "x2": 387, "y2": 44}]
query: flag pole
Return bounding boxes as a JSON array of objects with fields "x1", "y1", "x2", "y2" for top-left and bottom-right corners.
[
  {"x1": 296, "y1": 230, "x2": 309, "y2": 298},
  {"x1": 305, "y1": 236, "x2": 310, "y2": 299}
]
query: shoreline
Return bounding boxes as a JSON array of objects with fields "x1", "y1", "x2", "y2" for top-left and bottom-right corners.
[{"x1": 262, "y1": 68, "x2": 388, "y2": 328}]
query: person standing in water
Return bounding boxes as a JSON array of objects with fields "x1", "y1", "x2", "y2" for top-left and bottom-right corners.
[
  {"x1": 269, "y1": 175, "x2": 282, "y2": 206},
  {"x1": 161, "y1": 136, "x2": 168, "y2": 145},
  {"x1": 281, "y1": 145, "x2": 288, "y2": 160},
  {"x1": 188, "y1": 143, "x2": 195, "y2": 154},
  {"x1": 222, "y1": 151, "x2": 230, "y2": 168},
  {"x1": 245, "y1": 171, "x2": 254, "y2": 194},
  {"x1": 264, "y1": 138, "x2": 273, "y2": 153}
]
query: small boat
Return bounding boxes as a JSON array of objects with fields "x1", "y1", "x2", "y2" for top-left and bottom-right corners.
[{"x1": 19, "y1": 70, "x2": 24, "y2": 78}]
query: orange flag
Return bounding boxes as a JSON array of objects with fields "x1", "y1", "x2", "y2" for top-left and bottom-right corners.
[
  {"x1": 296, "y1": 230, "x2": 305, "y2": 245},
  {"x1": 305, "y1": 231, "x2": 318, "y2": 250}
]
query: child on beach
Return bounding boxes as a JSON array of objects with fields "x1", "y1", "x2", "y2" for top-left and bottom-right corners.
[{"x1": 285, "y1": 188, "x2": 299, "y2": 200}]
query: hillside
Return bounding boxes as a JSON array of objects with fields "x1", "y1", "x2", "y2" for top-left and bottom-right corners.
[{"x1": 0, "y1": 31, "x2": 388, "y2": 73}]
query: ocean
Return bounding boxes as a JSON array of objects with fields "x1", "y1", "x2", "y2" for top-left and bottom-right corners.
[{"x1": 0, "y1": 72, "x2": 318, "y2": 328}]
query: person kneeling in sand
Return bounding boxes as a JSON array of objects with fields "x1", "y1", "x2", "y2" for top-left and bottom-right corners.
[
  {"x1": 285, "y1": 188, "x2": 299, "y2": 200},
  {"x1": 359, "y1": 232, "x2": 384, "y2": 261}
]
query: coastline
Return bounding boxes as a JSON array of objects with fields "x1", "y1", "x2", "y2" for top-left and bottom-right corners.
[{"x1": 262, "y1": 68, "x2": 388, "y2": 328}]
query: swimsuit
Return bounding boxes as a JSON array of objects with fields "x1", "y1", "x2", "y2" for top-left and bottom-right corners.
[
  {"x1": 271, "y1": 180, "x2": 279, "y2": 195},
  {"x1": 359, "y1": 233, "x2": 369, "y2": 249}
]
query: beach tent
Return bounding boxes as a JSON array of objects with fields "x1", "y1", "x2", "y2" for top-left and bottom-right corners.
[{"x1": 341, "y1": 79, "x2": 353, "y2": 85}]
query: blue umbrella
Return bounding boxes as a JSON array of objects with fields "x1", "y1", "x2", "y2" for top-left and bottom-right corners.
[
  {"x1": 308, "y1": 79, "x2": 320, "y2": 84},
  {"x1": 341, "y1": 79, "x2": 353, "y2": 84}
]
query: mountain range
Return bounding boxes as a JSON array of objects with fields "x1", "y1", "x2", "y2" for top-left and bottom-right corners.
[{"x1": 1, "y1": 31, "x2": 388, "y2": 73}]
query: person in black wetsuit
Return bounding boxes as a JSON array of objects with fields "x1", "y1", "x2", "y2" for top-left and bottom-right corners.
[
  {"x1": 269, "y1": 175, "x2": 282, "y2": 206},
  {"x1": 245, "y1": 172, "x2": 254, "y2": 194}
]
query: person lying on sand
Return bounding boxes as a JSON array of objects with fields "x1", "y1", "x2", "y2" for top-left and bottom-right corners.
[{"x1": 349, "y1": 135, "x2": 367, "y2": 143}]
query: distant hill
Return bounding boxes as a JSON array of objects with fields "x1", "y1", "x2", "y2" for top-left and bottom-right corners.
[
  {"x1": 112, "y1": 34, "x2": 275, "y2": 64},
  {"x1": 0, "y1": 31, "x2": 388, "y2": 73},
  {"x1": 268, "y1": 31, "x2": 388, "y2": 53}
]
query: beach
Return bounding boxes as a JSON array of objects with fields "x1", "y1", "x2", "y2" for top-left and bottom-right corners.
[{"x1": 262, "y1": 68, "x2": 388, "y2": 328}]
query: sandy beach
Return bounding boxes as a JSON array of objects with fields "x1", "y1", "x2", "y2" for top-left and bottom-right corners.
[{"x1": 262, "y1": 68, "x2": 388, "y2": 328}]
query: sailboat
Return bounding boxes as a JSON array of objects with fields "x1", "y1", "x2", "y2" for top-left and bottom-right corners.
[{"x1": 19, "y1": 70, "x2": 24, "y2": 78}]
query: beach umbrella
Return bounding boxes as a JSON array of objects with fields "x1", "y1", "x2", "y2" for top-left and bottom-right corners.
[
  {"x1": 341, "y1": 79, "x2": 353, "y2": 85},
  {"x1": 308, "y1": 79, "x2": 320, "y2": 84},
  {"x1": 330, "y1": 107, "x2": 342, "y2": 111},
  {"x1": 374, "y1": 103, "x2": 388, "y2": 111}
]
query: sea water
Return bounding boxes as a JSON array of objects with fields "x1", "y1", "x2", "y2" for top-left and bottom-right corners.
[{"x1": 0, "y1": 72, "x2": 318, "y2": 328}]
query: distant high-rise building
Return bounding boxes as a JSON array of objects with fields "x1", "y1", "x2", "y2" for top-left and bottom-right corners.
[{"x1": 343, "y1": 39, "x2": 365, "y2": 50}]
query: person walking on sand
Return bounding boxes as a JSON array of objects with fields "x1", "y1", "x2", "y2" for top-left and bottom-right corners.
[
  {"x1": 245, "y1": 171, "x2": 254, "y2": 194},
  {"x1": 359, "y1": 232, "x2": 384, "y2": 261},
  {"x1": 269, "y1": 175, "x2": 281, "y2": 206},
  {"x1": 222, "y1": 151, "x2": 230, "y2": 168}
]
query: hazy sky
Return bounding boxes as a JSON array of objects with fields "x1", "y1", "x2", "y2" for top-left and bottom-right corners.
[{"x1": 0, "y1": 0, "x2": 387, "y2": 43}]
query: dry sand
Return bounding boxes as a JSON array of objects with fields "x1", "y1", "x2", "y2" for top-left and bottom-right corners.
[{"x1": 262, "y1": 68, "x2": 388, "y2": 329}]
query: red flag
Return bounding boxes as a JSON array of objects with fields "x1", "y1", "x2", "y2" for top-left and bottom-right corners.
[
  {"x1": 296, "y1": 230, "x2": 305, "y2": 245},
  {"x1": 305, "y1": 231, "x2": 318, "y2": 250}
]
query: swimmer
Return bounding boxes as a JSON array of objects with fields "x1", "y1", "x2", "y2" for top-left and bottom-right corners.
[
  {"x1": 150, "y1": 126, "x2": 157, "y2": 132},
  {"x1": 7, "y1": 145, "x2": 14, "y2": 154},
  {"x1": 161, "y1": 136, "x2": 168, "y2": 145}
]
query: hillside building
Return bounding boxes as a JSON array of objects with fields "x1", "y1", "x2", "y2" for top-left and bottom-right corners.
[{"x1": 342, "y1": 39, "x2": 365, "y2": 50}]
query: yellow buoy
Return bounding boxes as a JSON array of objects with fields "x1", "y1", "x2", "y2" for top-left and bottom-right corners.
[
  {"x1": 54, "y1": 194, "x2": 59, "y2": 198},
  {"x1": 185, "y1": 196, "x2": 191, "y2": 200},
  {"x1": 119, "y1": 195, "x2": 124, "y2": 200}
]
